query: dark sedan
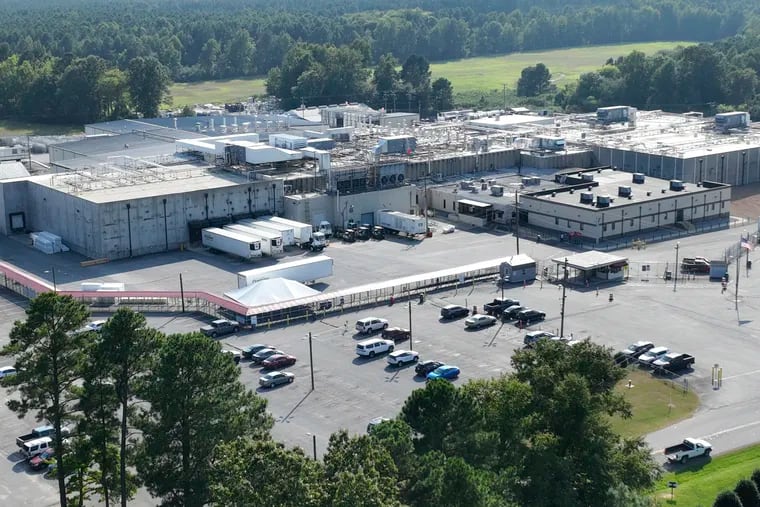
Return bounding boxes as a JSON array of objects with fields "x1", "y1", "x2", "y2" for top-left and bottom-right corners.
[
  {"x1": 251, "y1": 348, "x2": 285, "y2": 364},
  {"x1": 440, "y1": 305, "x2": 469, "y2": 320},
  {"x1": 261, "y1": 354, "x2": 297, "y2": 370},
  {"x1": 415, "y1": 360, "x2": 444, "y2": 376},
  {"x1": 516, "y1": 309, "x2": 546, "y2": 326},
  {"x1": 242, "y1": 344, "x2": 274, "y2": 359},
  {"x1": 501, "y1": 305, "x2": 527, "y2": 321},
  {"x1": 381, "y1": 327, "x2": 411, "y2": 342}
]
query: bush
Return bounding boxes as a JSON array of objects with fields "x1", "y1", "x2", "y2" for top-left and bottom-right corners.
[
  {"x1": 751, "y1": 469, "x2": 760, "y2": 494},
  {"x1": 736, "y1": 478, "x2": 760, "y2": 507},
  {"x1": 714, "y1": 490, "x2": 744, "y2": 507}
]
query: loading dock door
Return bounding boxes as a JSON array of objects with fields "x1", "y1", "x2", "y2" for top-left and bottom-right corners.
[
  {"x1": 9, "y1": 212, "x2": 25, "y2": 231},
  {"x1": 360, "y1": 212, "x2": 374, "y2": 226}
]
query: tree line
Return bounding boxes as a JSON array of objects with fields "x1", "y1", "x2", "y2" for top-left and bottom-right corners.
[
  {"x1": 0, "y1": 0, "x2": 748, "y2": 83},
  {"x1": 3, "y1": 293, "x2": 660, "y2": 507}
]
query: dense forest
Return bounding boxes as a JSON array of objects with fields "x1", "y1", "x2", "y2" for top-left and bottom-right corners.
[{"x1": 1, "y1": 0, "x2": 760, "y2": 123}]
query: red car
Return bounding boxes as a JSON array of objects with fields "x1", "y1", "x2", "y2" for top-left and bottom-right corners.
[{"x1": 261, "y1": 354, "x2": 297, "y2": 370}]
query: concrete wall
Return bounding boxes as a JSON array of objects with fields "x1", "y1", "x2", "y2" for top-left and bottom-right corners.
[
  {"x1": 522, "y1": 186, "x2": 731, "y2": 241},
  {"x1": 0, "y1": 180, "x2": 30, "y2": 234},
  {"x1": 521, "y1": 150, "x2": 593, "y2": 170},
  {"x1": 593, "y1": 146, "x2": 760, "y2": 186},
  {"x1": 283, "y1": 185, "x2": 416, "y2": 229},
  {"x1": 406, "y1": 148, "x2": 519, "y2": 181}
]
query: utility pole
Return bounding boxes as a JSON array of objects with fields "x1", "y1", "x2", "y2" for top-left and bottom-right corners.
[
  {"x1": 179, "y1": 273, "x2": 185, "y2": 312},
  {"x1": 735, "y1": 244, "x2": 741, "y2": 310},
  {"x1": 309, "y1": 332, "x2": 315, "y2": 390},
  {"x1": 559, "y1": 258, "x2": 568, "y2": 338},
  {"x1": 673, "y1": 242, "x2": 679, "y2": 292},
  {"x1": 424, "y1": 153, "x2": 431, "y2": 234},
  {"x1": 503, "y1": 83, "x2": 507, "y2": 111},
  {"x1": 515, "y1": 189, "x2": 520, "y2": 255},
  {"x1": 408, "y1": 292, "x2": 413, "y2": 351}
]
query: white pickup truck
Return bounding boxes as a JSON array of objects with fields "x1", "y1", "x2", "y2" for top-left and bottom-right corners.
[{"x1": 665, "y1": 438, "x2": 712, "y2": 463}]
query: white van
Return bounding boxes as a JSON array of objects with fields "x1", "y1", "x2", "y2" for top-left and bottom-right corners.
[
  {"x1": 523, "y1": 330, "x2": 557, "y2": 347},
  {"x1": 22, "y1": 436, "x2": 52, "y2": 459},
  {"x1": 356, "y1": 338, "x2": 394, "y2": 357}
]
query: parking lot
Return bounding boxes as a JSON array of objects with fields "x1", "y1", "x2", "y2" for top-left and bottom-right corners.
[{"x1": 2, "y1": 223, "x2": 760, "y2": 503}]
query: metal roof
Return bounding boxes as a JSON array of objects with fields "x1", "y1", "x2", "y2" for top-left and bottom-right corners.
[
  {"x1": 552, "y1": 250, "x2": 628, "y2": 271},
  {"x1": 457, "y1": 198, "x2": 493, "y2": 208}
]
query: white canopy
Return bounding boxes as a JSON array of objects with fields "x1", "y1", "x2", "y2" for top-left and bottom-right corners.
[{"x1": 225, "y1": 277, "x2": 320, "y2": 306}]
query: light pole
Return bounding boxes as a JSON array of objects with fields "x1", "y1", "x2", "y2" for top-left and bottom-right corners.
[
  {"x1": 44, "y1": 267, "x2": 58, "y2": 292},
  {"x1": 673, "y1": 242, "x2": 680, "y2": 292},
  {"x1": 308, "y1": 332, "x2": 315, "y2": 391},
  {"x1": 514, "y1": 189, "x2": 520, "y2": 255},
  {"x1": 407, "y1": 290, "x2": 413, "y2": 352},
  {"x1": 306, "y1": 433, "x2": 317, "y2": 460},
  {"x1": 559, "y1": 258, "x2": 568, "y2": 338}
]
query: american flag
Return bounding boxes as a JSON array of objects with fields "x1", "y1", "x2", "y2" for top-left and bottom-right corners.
[{"x1": 741, "y1": 238, "x2": 753, "y2": 250}]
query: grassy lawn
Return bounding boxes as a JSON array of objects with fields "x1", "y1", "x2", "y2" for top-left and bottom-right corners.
[
  {"x1": 610, "y1": 369, "x2": 699, "y2": 438},
  {"x1": 0, "y1": 119, "x2": 82, "y2": 136},
  {"x1": 431, "y1": 41, "x2": 695, "y2": 93},
  {"x1": 653, "y1": 444, "x2": 760, "y2": 506},
  {"x1": 170, "y1": 77, "x2": 267, "y2": 107}
]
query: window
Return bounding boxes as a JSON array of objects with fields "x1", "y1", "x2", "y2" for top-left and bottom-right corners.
[
  {"x1": 415, "y1": 195, "x2": 419, "y2": 204},
  {"x1": 630, "y1": 219, "x2": 634, "y2": 226},
  {"x1": 652, "y1": 215, "x2": 656, "y2": 222},
  {"x1": 555, "y1": 217, "x2": 559, "y2": 225},
  {"x1": 722, "y1": 202, "x2": 725, "y2": 209},
  {"x1": 580, "y1": 223, "x2": 584, "y2": 230},
  {"x1": 443, "y1": 200, "x2": 446, "y2": 209},
  {"x1": 664, "y1": 214, "x2": 668, "y2": 220},
  {"x1": 712, "y1": 203, "x2": 716, "y2": 210},
  {"x1": 603, "y1": 224, "x2": 608, "y2": 231},
  {"x1": 611, "y1": 222, "x2": 616, "y2": 230},
  {"x1": 567, "y1": 220, "x2": 571, "y2": 228}
]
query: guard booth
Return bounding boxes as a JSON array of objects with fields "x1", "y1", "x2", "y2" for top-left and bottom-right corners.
[
  {"x1": 551, "y1": 250, "x2": 629, "y2": 284},
  {"x1": 500, "y1": 254, "x2": 537, "y2": 284}
]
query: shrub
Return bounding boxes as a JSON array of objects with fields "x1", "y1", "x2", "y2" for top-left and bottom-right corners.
[
  {"x1": 736, "y1": 478, "x2": 760, "y2": 507},
  {"x1": 714, "y1": 490, "x2": 744, "y2": 507}
]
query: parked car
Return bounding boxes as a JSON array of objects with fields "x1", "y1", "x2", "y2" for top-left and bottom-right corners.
[
  {"x1": 387, "y1": 350, "x2": 419, "y2": 366},
  {"x1": 464, "y1": 314, "x2": 497, "y2": 329},
  {"x1": 615, "y1": 340, "x2": 655, "y2": 366},
  {"x1": 29, "y1": 448, "x2": 55, "y2": 471},
  {"x1": 523, "y1": 330, "x2": 557, "y2": 347},
  {"x1": 200, "y1": 319, "x2": 240, "y2": 338},
  {"x1": 20, "y1": 437, "x2": 53, "y2": 459},
  {"x1": 381, "y1": 327, "x2": 411, "y2": 342},
  {"x1": 367, "y1": 417, "x2": 390, "y2": 433},
  {"x1": 262, "y1": 354, "x2": 297, "y2": 370},
  {"x1": 356, "y1": 338, "x2": 395, "y2": 358},
  {"x1": 440, "y1": 305, "x2": 469, "y2": 320},
  {"x1": 665, "y1": 438, "x2": 712, "y2": 463},
  {"x1": 501, "y1": 305, "x2": 527, "y2": 321},
  {"x1": 639, "y1": 346, "x2": 669, "y2": 366},
  {"x1": 483, "y1": 298, "x2": 520, "y2": 316},
  {"x1": 426, "y1": 365, "x2": 461, "y2": 381},
  {"x1": 221, "y1": 350, "x2": 242, "y2": 364},
  {"x1": 415, "y1": 360, "x2": 444, "y2": 377},
  {"x1": 652, "y1": 353, "x2": 695, "y2": 373},
  {"x1": 251, "y1": 348, "x2": 285, "y2": 364},
  {"x1": 516, "y1": 309, "x2": 546, "y2": 326},
  {"x1": 242, "y1": 344, "x2": 274, "y2": 359},
  {"x1": 87, "y1": 320, "x2": 108, "y2": 332},
  {"x1": 0, "y1": 365, "x2": 17, "y2": 378},
  {"x1": 258, "y1": 371, "x2": 295, "y2": 388},
  {"x1": 355, "y1": 317, "x2": 389, "y2": 334}
]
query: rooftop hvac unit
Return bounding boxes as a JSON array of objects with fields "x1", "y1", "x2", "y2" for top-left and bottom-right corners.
[
  {"x1": 580, "y1": 192, "x2": 594, "y2": 204},
  {"x1": 596, "y1": 195, "x2": 611, "y2": 208},
  {"x1": 581, "y1": 173, "x2": 594, "y2": 182},
  {"x1": 618, "y1": 186, "x2": 632, "y2": 197},
  {"x1": 531, "y1": 177, "x2": 542, "y2": 185},
  {"x1": 521, "y1": 177, "x2": 532, "y2": 186},
  {"x1": 481, "y1": 182, "x2": 488, "y2": 190},
  {"x1": 490, "y1": 185, "x2": 504, "y2": 196},
  {"x1": 632, "y1": 173, "x2": 645, "y2": 184},
  {"x1": 669, "y1": 180, "x2": 685, "y2": 191}
]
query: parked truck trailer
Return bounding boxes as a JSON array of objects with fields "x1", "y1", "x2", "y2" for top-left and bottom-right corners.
[
  {"x1": 247, "y1": 219, "x2": 296, "y2": 247},
  {"x1": 376, "y1": 210, "x2": 426, "y2": 236},
  {"x1": 222, "y1": 225, "x2": 281, "y2": 257},
  {"x1": 237, "y1": 255, "x2": 334, "y2": 287},
  {"x1": 265, "y1": 217, "x2": 327, "y2": 251},
  {"x1": 202, "y1": 228, "x2": 263, "y2": 260},
  {"x1": 231, "y1": 220, "x2": 285, "y2": 256}
]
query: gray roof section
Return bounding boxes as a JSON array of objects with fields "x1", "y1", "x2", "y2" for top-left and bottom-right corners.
[
  {"x1": 552, "y1": 251, "x2": 628, "y2": 270},
  {"x1": 526, "y1": 169, "x2": 727, "y2": 209},
  {"x1": 0, "y1": 161, "x2": 30, "y2": 179}
]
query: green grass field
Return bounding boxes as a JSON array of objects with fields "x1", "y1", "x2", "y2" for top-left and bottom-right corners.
[
  {"x1": 610, "y1": 370, "x2": 699, "y2": 438},
  {"x1": 168, "y1": 42, "x2": 694, "y2": 107},
  {"x1": 170, "y1": 78, "x2": 267, "y2": 108},
  {"x1": 432, "y1": 41, "x2": 695, "y2": 93},
  {"x1": 654, "y1": 444, "x2": 760, "y2": 506}
]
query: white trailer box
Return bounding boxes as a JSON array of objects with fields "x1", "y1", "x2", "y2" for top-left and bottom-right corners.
[
  {"x1": 202, "y1": 228, "x2": 263, "y2": 260},
  {"x1": 264, "y1": 217, "x2": 313, "y2": 245},
  {"x1": 248, "y1": 220, "x2": 296, "y2": 247},
  {"x1": 234, "y1": 220, "x2": 284, "y2": 256},
  {"x1": 237, "y1": 255, "x2": 334, "y2": 287},
  {"x1": 375, "y1": 210, "x2": 426, "y2": 235},
  {"x1": 222, "y1": 224, "x2": 278, "y2": 257}
]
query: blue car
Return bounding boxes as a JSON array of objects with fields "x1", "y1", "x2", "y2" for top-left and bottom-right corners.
[{"x1": 426, "y1": 365, "x2": 460, "y2": 381}]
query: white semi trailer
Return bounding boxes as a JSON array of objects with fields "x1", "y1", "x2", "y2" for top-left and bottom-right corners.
[
  {"x1": 264, "y1": 217, "x2": 327, "y2": 251},
  {"x1": 246, "y1": 219, "x2": 296, "y2": 247},
  {"x1": 237, "y1": 255, "x2": 334, "y2": 287},
  {"x1": 231, "y1": 221, "x2": 284, "y2": 256},
  {"x1": 202, "y1": 228, "x2": 262, "y2": 260},
  {"x1": 375, "y1": 210, "x2": 426, "y2": 236},
  {"x1": 222, "y1": 224, "x2": 282, "y2": 256}
]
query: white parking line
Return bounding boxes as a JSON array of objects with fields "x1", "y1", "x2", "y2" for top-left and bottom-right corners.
[{"x1": 722, "y1": 368, "x2": 760, "y2": 381}]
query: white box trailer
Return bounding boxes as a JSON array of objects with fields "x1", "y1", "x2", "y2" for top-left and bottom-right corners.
[
  {"x1": 376, "y1": 210, "x2": 426, "y2": 236},
  {"x1": 231, "y1": 220, "x2": 284, "y2": 256},
  {"x1": 202, "y1": 228, "x2": 263, "y2": 260},
  {"x1": 222, "y1": 224, "x2": 280, "y2": 257},
  {"x1": 247, "y1": 219, "x2": 296, "y2": 247},
  {"x1": 237, "y1": 255, "x2": 334, "y2": 287},
  {"x1": 265, "y1": 216, "x2": 327, "y2": 251}
]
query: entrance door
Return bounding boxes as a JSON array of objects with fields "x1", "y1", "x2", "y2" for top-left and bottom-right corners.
[
  {"x1": 360, "y1": 212, "x2": 375, "y2": 226},
  {"x1": 676, "y1": 209, "x2": 684, "y2": 222}
]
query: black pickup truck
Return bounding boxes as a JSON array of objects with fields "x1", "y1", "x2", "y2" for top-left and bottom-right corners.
[{"x1": 483, "y1": 298, "x2": 520, "y2": 316}]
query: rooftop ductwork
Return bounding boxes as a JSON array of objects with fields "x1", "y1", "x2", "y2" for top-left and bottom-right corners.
[
  {"x1": 669, "y1": 180, "x2": 685, "y2": 191},
  {"x1": 580, "y1": 192, "x2": 594, "y2": 204},
  {"x1": 632, "y1": 173, "x2": 645, "y2": 184},
  {"x1": 618, "y1": 186, "x2": 632, "y2": 197},
  {"x1": 596, "y1": 195, "x2": 611, "y2": 208}
]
